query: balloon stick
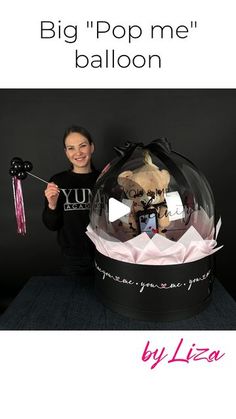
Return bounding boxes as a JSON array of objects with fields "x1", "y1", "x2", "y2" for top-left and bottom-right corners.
[{"x1": 26, "y1": 171, "x2": 49, "y2": 185}]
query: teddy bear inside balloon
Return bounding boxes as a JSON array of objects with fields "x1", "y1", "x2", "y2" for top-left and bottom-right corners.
[{"x1": 117, "y1": 150, "x2": 171, "y2": 240}]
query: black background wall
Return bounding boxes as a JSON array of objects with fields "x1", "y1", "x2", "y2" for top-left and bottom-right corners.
[{"x1": 1, "y1": 89, "x2": 235, "y2": 308}]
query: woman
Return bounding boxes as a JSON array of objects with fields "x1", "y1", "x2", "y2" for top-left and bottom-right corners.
[{"x1": 42, "y1": 126, "x2": 100, "y2": 278}]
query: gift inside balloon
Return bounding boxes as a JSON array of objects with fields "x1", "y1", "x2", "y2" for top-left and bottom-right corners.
[{"x1": 90, "y1": 139, "x2": 215, "y2": 243}]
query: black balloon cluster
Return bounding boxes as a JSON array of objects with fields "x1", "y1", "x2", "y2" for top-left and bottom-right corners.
[{"x1": 9, "y1": 157, "x2": 33, "y2": 180}]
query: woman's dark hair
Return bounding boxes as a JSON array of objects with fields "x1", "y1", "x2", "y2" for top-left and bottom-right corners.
[
  {"x1": 63, "y1": 125, "x2": 96, "y2": 171},
  {"x1": 63, "y1": 125, "x2": 93, "y2": 147}
]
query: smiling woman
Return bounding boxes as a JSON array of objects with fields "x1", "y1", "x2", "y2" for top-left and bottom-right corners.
[
  {"x1": 42, "y1": 126, "x2": 100, "y2": 279},
  {"x1": 64, "y1": 128, "x2": 95, "y2": 174}
]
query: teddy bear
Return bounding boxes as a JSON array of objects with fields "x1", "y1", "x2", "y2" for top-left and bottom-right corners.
[{"x1": 116, "y1": 151, "x2": 171, "y2": 239}]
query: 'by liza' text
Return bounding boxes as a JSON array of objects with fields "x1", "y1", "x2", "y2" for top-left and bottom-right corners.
[{"x1": 141, "y1": 338, "x2": 225, "y2": 369}]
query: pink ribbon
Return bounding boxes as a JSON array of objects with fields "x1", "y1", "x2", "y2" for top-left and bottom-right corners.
[{"x1": 12, "y1": 176, "x2": 26, "y2": 235}]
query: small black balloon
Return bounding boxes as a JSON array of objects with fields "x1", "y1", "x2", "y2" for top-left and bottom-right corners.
[
  {"x1": 10, "y1": 157, "x2": 23, "y2": 166},
  {"x1": 16, "y1": 171, "x2": 27, "y2": 180},
  {"x1": 23, "y1": 161, "x2": 33, "y2": 172},
  {"x1": 12, "y1": 162, "x2": 23, "y2": 172},
  {"x1": 9, "y1": 167, "x2": 18, "y2": 177}
]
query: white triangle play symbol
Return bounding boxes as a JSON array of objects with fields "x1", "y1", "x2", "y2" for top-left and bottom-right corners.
[{"x1": 108, "y1": 198, "x2": 131, "y2": 222}]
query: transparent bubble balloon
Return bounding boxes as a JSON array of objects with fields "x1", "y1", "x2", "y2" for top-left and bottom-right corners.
[{"x1": 90, "y1": 139, "x2": 215, "y2": 243}]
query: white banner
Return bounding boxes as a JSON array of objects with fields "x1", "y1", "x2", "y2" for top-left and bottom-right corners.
[{"x1": 0, "y1": 0, "x2": 236, "y2": 87}]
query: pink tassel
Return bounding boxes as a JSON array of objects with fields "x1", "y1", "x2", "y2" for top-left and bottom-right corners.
[{"x1": 12, "y1": 176, "x2": 26, "y2": 235}]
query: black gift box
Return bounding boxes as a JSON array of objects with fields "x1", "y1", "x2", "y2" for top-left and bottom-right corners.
[
  {"x1": 91, "y1": 139, "x2": 219, "y2": 321},
  {"x1": 95, "y1": 250, "x2": 214, "y2": 321}
]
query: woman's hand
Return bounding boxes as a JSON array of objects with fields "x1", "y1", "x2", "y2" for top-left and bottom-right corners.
[{"x1": 44, "y1": 182, "x2": 60, "y2": 210}]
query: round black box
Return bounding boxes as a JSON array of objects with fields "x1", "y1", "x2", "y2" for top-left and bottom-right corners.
[{"x1": 95, "y1": 250, "x2": 214, "y2": 321}]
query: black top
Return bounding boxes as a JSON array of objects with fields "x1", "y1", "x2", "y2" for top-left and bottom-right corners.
[{"x1": 42, "y1": 170, "x2": 99, "y2": 257}]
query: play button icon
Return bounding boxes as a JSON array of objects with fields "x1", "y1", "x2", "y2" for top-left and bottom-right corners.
[{"x1": 108, "y1": 198, "x2": 131, "y2": 222}]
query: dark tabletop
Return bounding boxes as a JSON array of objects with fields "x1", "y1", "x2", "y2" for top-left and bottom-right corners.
[{"x1": 0, "y1": 276, "x2": 235, "y2": 330}]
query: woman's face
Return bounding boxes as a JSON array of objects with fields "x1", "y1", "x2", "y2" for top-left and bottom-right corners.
[{"x1": 64, "y1": 132, "x2": 94, "y2": 173}]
